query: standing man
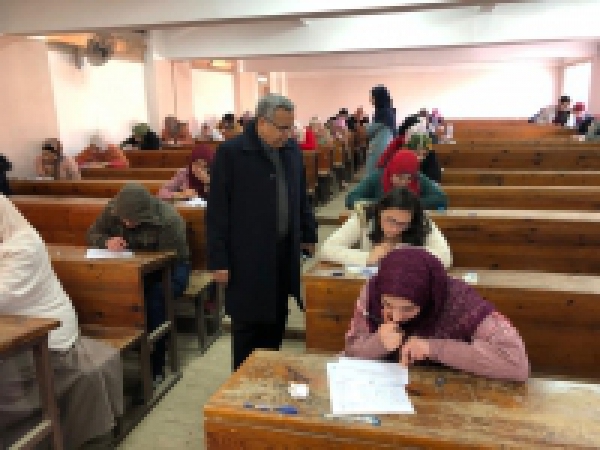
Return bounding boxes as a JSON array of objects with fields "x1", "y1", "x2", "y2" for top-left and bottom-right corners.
[{"x1": 207, "y1": 94, "x2": 318, "y2": 370}]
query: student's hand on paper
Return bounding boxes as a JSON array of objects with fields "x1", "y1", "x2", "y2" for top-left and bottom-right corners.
[
  {"x1": 366, "y1": 242, "x2": 394, "y2": 265},
  {"x1": 378, "y1": 322, "x2": 404, "y2": 352},
  {"x1": 178, "y1": 188, "x2": 198, "y2": 199},
  {"x1": 400, "y1": 337, "x2": 430, "y2": 366},
  {"x1": 212, "y1": 270, "x2": 229, "y2": 284},
  {"x1": 106, "y1": 237, "x2": 128, "y2": 251}
]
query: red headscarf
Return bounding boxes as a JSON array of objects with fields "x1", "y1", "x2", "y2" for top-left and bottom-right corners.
[
  {"x1": 367, "y1": 247, "x2": 494, "y2": 340},
  {"x1": 376, "y1": 134, "x2": 405, "y2": 169},
  {"x1": 382, "y1": 150, "x2": 420, "y2": 195},
  {"x1": 188, "y1": 144, "x2": 214, "y2": 198}
]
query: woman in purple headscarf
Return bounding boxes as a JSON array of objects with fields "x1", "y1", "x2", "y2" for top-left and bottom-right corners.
[
  {"x1": 157, "y1": 144, "x2": 214, "y2": 200},
  {"x1": 344, "y1": 247, "x2": 530, "y2": 381}
]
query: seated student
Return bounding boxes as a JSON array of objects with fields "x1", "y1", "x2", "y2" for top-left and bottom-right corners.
[
  {"x1": 0, "y1": 195, "x2": 123, "y2": 449},
  {"x1": 0, "y1": 153, "x2": 12, "y2": 196},
  {"x1": 553, "y1": 95, "x2": 572, "y2": 126},
  {"x1": 161, "y1": 115, "x2": 179, "y2": 143},
  {"x1": 320, "y1": 187, "x2": 451, "y2": 267},
  {"x1": 76, "y1": 134, "x2": 129, "y2": 168},
  {"x1": 586, "y1": 119, "x2": 600, "y2": 141},
  {"x1": 198, "y1": 122, "x2": 224, "y2": 142},
  {"x1": 344, "y1": 247, "x2": 530, "y2": 382},
  {"x1": 376, "y1": 114, "x2": 421, "y2": 170},
  {"x1": 218, "y1": 113, "x2": 243, "y2": 140},
  {"x1": 122, "y1": 123, "x2": 161, "y2": 151},
  {"x1": 86, "y1": 183, "x2": 190, "y2": 384},
  {"x1": 35, "y1": 138, "x2": 81, "y2": 180},
  {"x1": 174, "y1": 121, "x2": 194, "y2": 145},
  {"x1": 346, "y1": 150, "x2": 447, "y2": 210},
  {"x1": 408, "y1": 133, "x2": 442, "y2": 183},
  {"x1": 158, "y1": 144, "x2": 213, "y2": 200}
]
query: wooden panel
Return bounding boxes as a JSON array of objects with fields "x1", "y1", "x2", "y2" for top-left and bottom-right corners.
[
  {"x1": 303, "y1": 266, "x2": 600, "y2": 378},
  {"x1": 126, "y1": 143, "x2": 218, "y2": 168},
  {"x1": 0, "y1": 315, "x2": 59, "y2": 354},
  {"x1": 205, "y1": 351, "x2": 600, "y2": 449},
  {"x1": 442, "y1": 170, "x2": 600, "y2": 186},
  {"x1": 302, "y1": 151, "x2": 318, "y2": 192},
  {"x1": 444, "y1": 186, "x2": 600, "y2": 211},
  {"x1": 81, "y1": 167, "x2": 178, "y2": 180},
  {"x1": 11, "y1": 196, "x2": 206, "y2": 270},
  {"x1": 11, "y1": 179, "x2": 163, "y2": 197}
]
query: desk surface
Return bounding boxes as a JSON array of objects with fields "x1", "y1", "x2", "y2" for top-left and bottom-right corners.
[
  {"x1": 0, "y1": 315, "x2": 60, "y2": 354},
  {"x1": 204, "y1": 350, "x2": 600, "y2": 449},
  {"x1": 48, "y1": 244, "x2": 175, "y2": 270}
]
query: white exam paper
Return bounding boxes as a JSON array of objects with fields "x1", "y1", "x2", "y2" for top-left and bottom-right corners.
[
  {"x1": 181, "y1": 198, "x2": 207, "y2": 207},
  {"x1": 85, "y1": 249, "x2": 134, "y2": 259}
]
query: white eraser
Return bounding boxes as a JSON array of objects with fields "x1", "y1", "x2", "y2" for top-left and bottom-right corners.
[{"x1": 289, "y1": 383, "x2": 309, "y2": 399}]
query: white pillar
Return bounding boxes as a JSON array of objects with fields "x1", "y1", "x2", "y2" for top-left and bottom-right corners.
[{"x1": 588, "y1": 52, "x2": 600, "y2": 115}]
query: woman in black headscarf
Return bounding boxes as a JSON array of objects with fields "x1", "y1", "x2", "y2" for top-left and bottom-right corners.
[{"x1": 365, "y1": 85, "x2": 396, "y2": 176}]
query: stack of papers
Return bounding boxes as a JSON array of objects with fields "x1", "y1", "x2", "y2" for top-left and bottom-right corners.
[
  {"x1": 180, "y1": 197, "x2": 207, "y2": 207},
  {"x1": 327, "y1": 357, "x2": 414, "y2": 415},
  {"x1": 85, "y1": 249, "x2": 134, "y2": 259}
]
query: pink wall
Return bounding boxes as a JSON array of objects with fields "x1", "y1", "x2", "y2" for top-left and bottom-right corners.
[
  {"x1": 0, "y1": 37, "x2": 59, "y2": 178},
  {"x1": 286, "y1": 63, "x2": 557, "y2": 125}
]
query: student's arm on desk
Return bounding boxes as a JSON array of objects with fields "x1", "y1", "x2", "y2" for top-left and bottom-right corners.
[
  {"x1": 343, "y1": 284, "x2": 389, "y2": 359},
  {"x1": 157, "y1": 168, "x2": 187, "y2": 200},
  {"x1": 428, "y1": 313, "x2": 530, "y2": 382},
  {"x1": 86, "y1": 205, "x2": 115, "y2": 249},
  {"x1": 423, "y1": 219, "x2": 452, "y2": 268},
  {"x1": 319, "y1": 213, "x2": 369, "y2": 266}
]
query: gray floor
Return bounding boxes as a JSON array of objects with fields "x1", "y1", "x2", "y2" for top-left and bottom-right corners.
[{"x1": 118, "y1": 187, "x2": 350, "y2": 449}]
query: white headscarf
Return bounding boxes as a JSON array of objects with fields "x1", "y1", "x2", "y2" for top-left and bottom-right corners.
[{"x1": 0, "y1": 195, "x2": 79, "y2": 350}]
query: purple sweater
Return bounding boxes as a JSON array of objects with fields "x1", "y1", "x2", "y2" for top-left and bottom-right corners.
[{"x1": 344, "y1": 284, "x2": 530, "y2": 382}]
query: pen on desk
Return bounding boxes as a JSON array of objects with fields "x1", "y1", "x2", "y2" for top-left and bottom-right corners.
[
  {"x1": 243, "y1": 403, "x2": 298, "y2": 415},
  {"x1": 323, "y1": 414, "x2": 381, "y2": 426}
]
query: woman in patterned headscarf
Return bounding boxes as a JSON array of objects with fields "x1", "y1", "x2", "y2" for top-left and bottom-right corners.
[
  {"x1": 344, "y1": 247, "x2": 530, "y2": 381},
  {"x1": 34, "y1": 138, "x2": 81, "y2": 180}
]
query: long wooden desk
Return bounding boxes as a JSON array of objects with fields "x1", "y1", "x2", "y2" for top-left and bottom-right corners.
[
  {"x1": 444, "y1": 185, "x2": 600, "y2": 210},
  {"x1": 11, "y1": 196, "x2": 206, "y2": 270},
  {"x1": 0, "y1": 315, "x2": 63, "y2": 450},
  {"x1": 10, "y1": 179, "x2": 163, "y2": 197},
  {"x1": 81, "y1": 168, "x2": 178, "y2": 180},
  {"x1": 205, "y1": 350, "x2": 600, "y2": 449},
  {"x1": 442, "y1": 169, "x2": 600, "y2": 186},
  {"x1": 47, "y1": 245, "x2": 180, "y2": 441},
  {"x1": 303, "y1": 263, "x2": 600, "y2": 378}
]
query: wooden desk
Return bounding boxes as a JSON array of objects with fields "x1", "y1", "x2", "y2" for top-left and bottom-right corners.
[
  {"x1": 442, "y1": 169, "x2": 600, "y2": 186},
  {"x1": 303, "y1": 263, "x2": 600, "y2": 378},
  {"x1": 444, "y1": 185, "x2": 600, "y2": 210},
  {"x1": 10, "y1": 179, "x2": 163, "y2": 198},
  {"x1": 0, "y1": 315, "x2": 63, "y2": 450},
  {"x1": 81, "y1": 168, "x2": 178, "y2": 180},
  {"x1": 11, "y1": 196, "x2": 206, "y2": 270},
  {"x1": 205, "y1": 350, "x2": 600, "y2": 449},
  {"x1": 46, "y1": 245, "x2": 180, "y2": 440}
]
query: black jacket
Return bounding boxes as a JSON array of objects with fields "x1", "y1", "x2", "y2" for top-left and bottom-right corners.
[
  {"x1": 206, "y1": 121, "x2": 318, "y2": 323},
  {"x1": 420, "y1": 151, "x2": 442, "y2": 184},
  {"x1": 122, "y1": 131, "x2": 161, "y2": 150},
  {"x1": 0, "y1": 154, "x2": 12, "y2": 196}
]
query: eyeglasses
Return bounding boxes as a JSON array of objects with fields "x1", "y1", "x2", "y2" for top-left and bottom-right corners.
[
  {"x1": 381, "y1": 215, "x2": 410, "y2": 229},
  {"x1": 265, "y1": 118, "x2": 292, "y2": 134}
]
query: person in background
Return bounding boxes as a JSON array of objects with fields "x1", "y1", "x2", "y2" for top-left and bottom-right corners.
[
  {"x1": 528, "y1": 106, "x2": 555, "y2": 124},
  {"x1": 239, "y1": 111, "x2": 253, "y2": 128},
  {"x1": 174, "y1": 122, "x2": 194, "y2": 145},
  {"x1": 207, "y1": 94, "x2": 318, "y2": 371},
  {"x1": 553, "y1": 95, "x2": 572, "y2": 126},
  {"x1": 161, "y1": 115, "x2": 179, "y2": 143},
  {"x1": 428, "y1": 108, "x2": 445, "y2": 143},
  {"x1": 35, "y1": 138, "x2": 81, "y2": 180},
  {"x1": 219, "y1": 113, "x2": 243, "y2": 140},
  {"x1": 572, "y1": 102, "x2": 594, "y2": 133},
  {"x1": 86, "y1": 184, "x2": 190, "y2": 385},
  {"x1": 76, "y1": 134, "x2": 130, "y2": 168},
  {"x1": 158, "y1": 144, "x2": 214, "y2": 200},
  {"x1": 0, "y1": 154, "x2": 12, "y2": 196},
  {"x1": 407, "y1": 133, "x2": 442, "y2": 183},
  {"x1": 365, "y1": 85, "x2": 396, "y2": 176},
  {"x1": 320, "y1": 187, "x2": 451, "y2": 267},
  {"x1": 347, "y1": 106, "x2": 368, "y2": 132},
  {"x1": 300, "y1": 119, "x2": 318, "y2": 151},
  {"x1": 198, "y1": 122, "x2": 224, "y2": 141},
  {"x1": 0, "y1": 195, "x2": 123, "y2": 450},
  {"x1": 122, "y1": 123, "x2": 161, "y2": 150},
  {"x1": 585, "y1": 119, "x2": 600, "y2": 141},
  {"x1": 344, "y1": 247, "x2": 530, "y2": 382},
  {"x1": 346, "y1": 149, "x2": 447, "y2": 210},
  {"x1": 376, "y1": 114, "x2": 421, "y2": 170}
]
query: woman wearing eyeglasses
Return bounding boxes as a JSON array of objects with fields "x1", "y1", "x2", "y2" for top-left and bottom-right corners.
[
  {"x1": 320, "y1": 186, "x2": 451, "y2": 267},
  {"x1": 346, "y1": 149, "x2": 446, "y2": 211}
]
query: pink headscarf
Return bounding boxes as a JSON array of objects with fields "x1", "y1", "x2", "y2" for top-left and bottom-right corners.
[{"x1": 367, "y1": 247, "x2": 494, "y2": 340}]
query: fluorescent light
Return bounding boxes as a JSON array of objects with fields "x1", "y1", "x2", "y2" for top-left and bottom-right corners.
[{"x1": 210, "y1": 59, "x2": 231, "y2": 69}]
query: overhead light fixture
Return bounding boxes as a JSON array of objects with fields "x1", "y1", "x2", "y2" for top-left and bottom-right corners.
[
  {"x1": 257, "y1": 75, "x2": 268, "y2": 83},
  {"x1": 210, "y1": 59, "x2": 231, "y2": 69},
  {"x1": 28, "y1": 35, "x2": 47, "y2": 41}
]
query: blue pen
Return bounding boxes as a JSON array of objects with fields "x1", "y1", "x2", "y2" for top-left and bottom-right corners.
[
  {"x1": 243, "y1": 402, "x2": 298, "y2": 415},
  {"x1": 323, "y1": 413, "x2": 381, "y2": 426}
]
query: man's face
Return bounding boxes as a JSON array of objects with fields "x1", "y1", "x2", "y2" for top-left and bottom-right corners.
[{"x1": 257, "y1": 108, "x2": 294, "y2": 149}]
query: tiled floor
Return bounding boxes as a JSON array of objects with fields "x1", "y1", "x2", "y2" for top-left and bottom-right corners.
[{"x1": 118, "y1": 187, "x2": 350, "y2": 449}]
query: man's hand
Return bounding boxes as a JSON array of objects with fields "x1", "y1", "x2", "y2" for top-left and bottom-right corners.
[
  {"x1": 212, "y1": 270, "x2": 229, "y2": 284},
  {"x1": 301, "y1": 243, "x2": 316, "y2": 257},
  {"x1": 106, "y1": 237, "x2": 128, "y2": 251},
  {"x1": 377, "y1": 322, "x2": 404, "y2": 352}
]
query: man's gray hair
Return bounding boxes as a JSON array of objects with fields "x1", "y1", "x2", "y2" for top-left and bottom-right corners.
[{"x1": 255, "y1": 94, "x2": 295, "y2": 121}]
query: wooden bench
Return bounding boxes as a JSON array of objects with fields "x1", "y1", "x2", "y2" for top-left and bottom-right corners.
[
  {"x1": 316, "y1": 145, "x2": 334, "y2": 204},
  {"x1": 0, "y1": 315, "x2": 63, "y2": 450},
  {"x1": 81, "y1": 168, "x2": 178, "y2": 180},
  {"x1": 442, "y1": 169, "x2": 600, "y2": 186},
  {"x1": 444, "y1": 185, "x2": 600, "y2": 210},
  {"x1": 336, "y1": 209, "x2": 600, "y2": 274},
  {"x1": 125, "y1": 145, "x2": 218, "y2": 168},
  {"x1": 303, "y1": 264, "x2": 600, "y2": 379},
  {"x1": 205, "y1": 350, "x2": 600, "y2": 449},
  {"x1": 47, "y1": 245, "x2": 179, "y2": 441},
  {"x1": 11, "y1": 196, "x2": 206, "y2": 270},
  {"x1": 10, "y1": 180, "x2": 163, "y2": 197},
  {"x1": 447, "y1": 123, "x2": 574, "y2": 140}
]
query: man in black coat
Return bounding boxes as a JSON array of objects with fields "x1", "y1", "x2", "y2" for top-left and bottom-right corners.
[
  {"x1": 0, "y1": 154, "x2": 12, "y2": 196},
  {"x1": 207, "y1": 94, "x2": 318, "y2": 370}
]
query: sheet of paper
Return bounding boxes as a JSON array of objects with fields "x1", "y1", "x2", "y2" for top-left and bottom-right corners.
[
  {"x1": 180, "y1": 197, "x2": 207, "y2": 207},
  {"x1": 85, "y1": 248, "x2": 134, "y2": 259},
  {"x1": 336, "y1": 357, "x2": 409, "y2": 385},
  {"x1": 327, "y1": 360, "x2": 414, "y2": 415},
  {"x1": 345, "y1": 265, "x2": 378, "y2": 277}
]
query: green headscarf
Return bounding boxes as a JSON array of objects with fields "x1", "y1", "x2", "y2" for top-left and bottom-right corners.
[
  {"x1": 132, "y1": 123, "x2": 150, "y2": 138},
  {"x1": 406, "y1": 133, "x2": 432, "y2": 151}
]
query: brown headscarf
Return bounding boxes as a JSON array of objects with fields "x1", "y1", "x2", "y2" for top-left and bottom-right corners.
[{"x1": 367, "y1": 247, "x2": 494, "y2": 341}]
